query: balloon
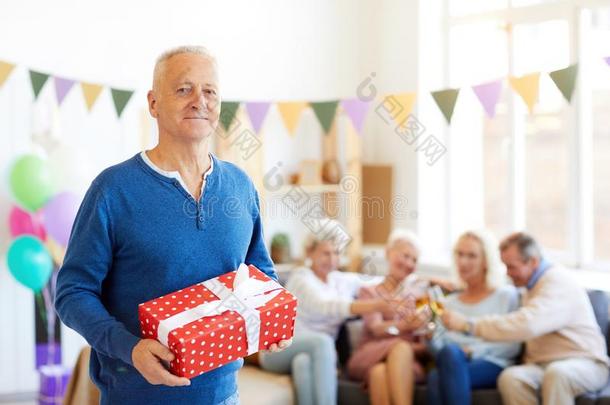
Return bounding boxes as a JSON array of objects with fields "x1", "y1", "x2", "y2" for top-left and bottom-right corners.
[
  {"x1": 9, "y1": 155, "x2": 56, "y2": 212},
  {"x1": 6, "y1": 235, "x2": 53, "y2": 292},
  {"x1": 49, "y1": 145, "x2": 96, "y2": 194},
  {"x1": 41, "y1": 191, "x2": 81, "y2": 247},
  {"x1": 8, "y1": 205, "x2": 47, "y2": 240}
]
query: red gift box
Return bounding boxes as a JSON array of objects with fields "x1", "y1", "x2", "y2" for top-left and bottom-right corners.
[{"x1": 138, "y1": 264, "x2": 297, "y2": 378}]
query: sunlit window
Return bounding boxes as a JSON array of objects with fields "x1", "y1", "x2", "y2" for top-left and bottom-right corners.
[
  {"x1": 514, "y1": 20, "x2": 570, "y2": 251},
  {"x1": 446, "y1": 1, "x2": 609, "y2": 269},
  {"x1": 592, "y1": 7, "x2": 610, "y2": 262}
]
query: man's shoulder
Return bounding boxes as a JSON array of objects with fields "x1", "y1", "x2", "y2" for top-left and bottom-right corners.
[
  {"x1": 537, "y1": 265, "x2": 579, "y2": 291},
  {"x1": 213, "y1": 155, "x2": 249, "y2": 177},
  {"x1": 212, "y1": 155, "x2": 256, "y2": 189},
  {"x1": 91, "y1": 153, "x2": 142, "y2": 190}
]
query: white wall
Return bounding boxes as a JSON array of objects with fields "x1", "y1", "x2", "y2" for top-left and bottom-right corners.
[
  {"x1": 0, "y1": 0, "x2": 422, "y2": 395},
  {"x1": 359, "y1": 0, "x2": 420, "y2": 234}
]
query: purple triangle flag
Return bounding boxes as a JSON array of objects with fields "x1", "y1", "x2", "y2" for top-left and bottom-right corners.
[
  {"x1": 472, "y1": 79, "x2": 503, "y2": 118},
  {"x1": 340, "y1": 98, "x2": 370, "y2": 133},
  {"x1": 54, "y1": 76, "x2": 76, "y2": 106},
  {"x1": 245, "y1": 102, "x2": 271, "y2": 133},
  {"x1": 604, "y1": 56, "x2": 610, "y2": 67}
]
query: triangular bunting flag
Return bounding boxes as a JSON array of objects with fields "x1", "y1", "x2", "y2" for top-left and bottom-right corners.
[
  {"x1": 383, "y1": 93, "x2": 416, "y2": 127},
  {"x1": 219, "y1": 101, "x2": 240, "y2": 131},
  {"x1": 311, "y1": 101, "x2": 339, "y2": 134},
  {"x1": 277, "y1": 101, "x2": 308, "y2": 135},
  {"x1": 472, "y1": 79, "x2": 503, "y2": 118},
  {"x1": 29, "y1": 70, "x2": 50, "y2": 100},
  {"x1": 549, "y1": 64, "x2": 578, "y2": 102},
  {"x1": 0, "y1": 61, "x2": 15, "y2": 88},
  {"x1": 110, "y1": 88, "x2": 134, "y2": 118},
  {"x1": 431, "y1": 88, "x2": 460, "y2": 124},
  {"x1": 81, "y1": 82, "x2": 104, "y2": 111},
  {"x1": 245, "y1": 102, "x2": 271, "y2": 133},
  {"x1": 340, "y1": 98, "x2": 370, "y2": 133},
  {"x1": 54, "y1": 76, "x2": 76, "y2": 106},
  {"x1": 509, "y1": 73, "x2": 540, "y2": 113},
  {"x1": 604, "y1": 57, "x2": 610, "y2": 67}
]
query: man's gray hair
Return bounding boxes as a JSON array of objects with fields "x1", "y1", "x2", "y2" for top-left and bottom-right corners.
[
  {"x1": 152, "y1": 45, "x2": 217, "y2": 90},
  {"x1": 499, "y1": 232, "x2": 542, "y2": 262}
]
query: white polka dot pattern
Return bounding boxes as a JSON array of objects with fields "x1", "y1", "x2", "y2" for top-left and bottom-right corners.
[{"x1": 137, "y1": 264, "x2": 297, "y2": 378}]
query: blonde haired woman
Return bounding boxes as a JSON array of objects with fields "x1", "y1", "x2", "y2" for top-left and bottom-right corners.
[{"x1": 427, "y1": 230, "x2": 521, "y2": 405}]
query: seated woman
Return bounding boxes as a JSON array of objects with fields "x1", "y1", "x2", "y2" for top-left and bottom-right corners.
[
  {"x1": 427, "y1": 230, "x2": 521, "y2": 405},
  {"x1": 259, "y1": 220, "x2": 398, "y2": 405},
  {"x1": 347, "y1": 229, "x2": 430, "y2": 405}
]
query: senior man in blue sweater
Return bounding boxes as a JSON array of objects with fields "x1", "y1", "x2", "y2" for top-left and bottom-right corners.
[{"x1": 55, "y1": 46, "x2": 290, "y2": 405}]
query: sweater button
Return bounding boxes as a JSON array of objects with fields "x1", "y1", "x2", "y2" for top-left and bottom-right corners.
[{"x1": 198, "y1": 216, "x2": 204, "y2": 222}]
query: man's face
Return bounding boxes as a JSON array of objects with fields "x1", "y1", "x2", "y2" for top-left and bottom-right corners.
[
  {"x1": 148, "y1": 53, "x2": 220, "y2": 141},
  {"x1": 501, "y1": 245, "x2": 539, "y2": 287}
]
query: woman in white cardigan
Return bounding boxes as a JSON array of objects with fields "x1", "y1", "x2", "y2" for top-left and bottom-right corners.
[{"x1": 259, "y1": 220, "x2": 400, "y2": 405}]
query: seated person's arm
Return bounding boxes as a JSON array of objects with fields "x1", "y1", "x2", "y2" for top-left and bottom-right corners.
[
  {"x1": 475, "y1": 282, "x2": 571, "y2": 341},
  {"x1": 358, "y1": 288, "x2": 427, "y2": 338},
  {"x1": 288, "y1": 274, "x2": 399, "y2": 318}
]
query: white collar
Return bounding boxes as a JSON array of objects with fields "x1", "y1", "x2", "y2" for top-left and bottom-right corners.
[{"x1": 140, "y1": 150, "x2": 214, "y2": 199}]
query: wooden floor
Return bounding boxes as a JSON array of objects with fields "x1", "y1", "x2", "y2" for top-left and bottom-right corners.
[{"x1": 0, "y1": 392, "x2": 37, "y2": 405}]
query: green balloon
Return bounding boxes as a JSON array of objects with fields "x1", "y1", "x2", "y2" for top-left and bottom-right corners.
[
  {"x1": 9, "y1": 155, "x2": 56, "y2": 212},
  {"x1": 7, "y1": 235, "x2": 53, "y2": 292}
]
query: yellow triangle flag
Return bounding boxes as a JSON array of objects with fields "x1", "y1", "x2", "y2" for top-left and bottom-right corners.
[
  {"x1": 380, "y1": 93, "x2": 416, "y2": 127},
  {"x1": 0, "y1": 61, "x2": 16, "y2": 88},
  {"x1": 81, "y1": 82, "x2": 104, "y2": 111},
  {"x1": 509, "y1": 73, "x2": 540, "y2": 113},
  {"x1": 277, "y1": 101, "x2": 308, "y2": 135}
]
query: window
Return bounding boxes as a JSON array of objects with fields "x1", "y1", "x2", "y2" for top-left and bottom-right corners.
[
  {"x1": 438, "y1": 1, "x2": 610, "y2": 269},
  {"x1": 513, "y1": 20, "x2": 570, "y2": 251},
  {"x1": 450, "y1": 0, "x2": 508, "y2": 18},
  {"x1": 449, "y1": 21, "x2": 511, "y2": 238},
  {"x1": 591, "y1": 7, "x2": 610, "y2": 262},
  {"x1": 483, "y1": 93, "x2": 512, "y2": 237}
]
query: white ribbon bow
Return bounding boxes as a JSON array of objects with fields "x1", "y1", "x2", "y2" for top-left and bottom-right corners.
[{"x1": 157, "y1": 264, "x2": 283, "y2": 355}]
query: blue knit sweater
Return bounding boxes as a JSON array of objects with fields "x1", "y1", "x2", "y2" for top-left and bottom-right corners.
[{"x1": 55, "y1": 152, "x2": 276, "y2": 404}]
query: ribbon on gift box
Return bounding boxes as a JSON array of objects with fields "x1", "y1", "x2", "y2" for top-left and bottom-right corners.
[{"x1": 157, "y1": 264, "x2": 283, "y2": 355}]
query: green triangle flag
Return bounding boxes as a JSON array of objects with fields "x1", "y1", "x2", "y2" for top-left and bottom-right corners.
[
  {"x1": 549, "y1": 64, "x2": 578, "y2": 103},
  {"x1": 311, "y1": 101, "x2": 339, "y2": 134},
  {"x1": 431, "y1": 88, "x2": 460, "y2": 124},
  {"x1": 110, "y1": 88, "x2": 134, "y2": 118},
  {"x1": 220, "y1": 101, "x2": 240, "y2": 131},
  {"x1": 29, "y1": 70, "x2": 50, "y2": 99}
]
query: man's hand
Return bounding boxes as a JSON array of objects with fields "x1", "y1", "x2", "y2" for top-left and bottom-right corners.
[
  {"x1": 132, "y1": 339, "x2": 191, "y2": 387},
  {"x1": 441, "y1": 309, "x2": 468, "y2": 332},
  {"x1": 264, "y1": 338, "x2": 293, "y2": 353}
]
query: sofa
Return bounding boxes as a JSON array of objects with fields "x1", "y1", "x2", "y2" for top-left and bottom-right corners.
[
  {"x1": 335, "y1": 290, "x2": 610, "y2": 405},
  {"x1": 64, "y1": 291, "x2": 610, "y2": 405}
]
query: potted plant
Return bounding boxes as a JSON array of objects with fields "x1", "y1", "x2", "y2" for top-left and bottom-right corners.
[{"x1": 270, "y1": 233, "x2": 291, "y2": 264}]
